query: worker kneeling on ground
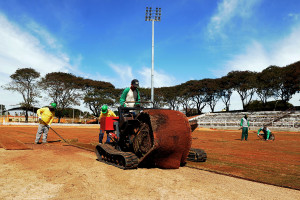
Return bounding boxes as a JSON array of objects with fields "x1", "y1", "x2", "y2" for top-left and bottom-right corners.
[
  {"x1": 99, "y1": 105, "x2": 116, "y2": 144},
  {"x1": 258, "y1": 125, "x2": 272, "y2": 140},
  {"x1": 35, "y1": 103, "x2": 56, "y2": 144}
]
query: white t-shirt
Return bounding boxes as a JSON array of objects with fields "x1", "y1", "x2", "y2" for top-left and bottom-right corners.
[{"x1": 125, "y1": 89, "x2": 138, "y2": 107}]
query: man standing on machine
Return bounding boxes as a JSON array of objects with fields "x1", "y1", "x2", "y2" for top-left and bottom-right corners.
[{"x1": 120, "y1": 79, "x2": 141, "y2": 107}]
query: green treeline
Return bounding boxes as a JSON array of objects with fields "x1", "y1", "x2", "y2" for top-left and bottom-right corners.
[{"x1": 2, "y1": 61, "x2": 299, "y2": 122}]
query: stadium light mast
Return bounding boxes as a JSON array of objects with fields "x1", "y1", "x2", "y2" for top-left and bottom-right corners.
[{"x1": 145, "y1": 7, "x2": 161, "y2": 106}]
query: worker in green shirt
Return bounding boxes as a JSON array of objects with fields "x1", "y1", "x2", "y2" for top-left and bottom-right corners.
[
  {"x1": 240, "y1": 114, "x2": 250, "y2": 141},
  {"x1": 120, "y1": 79, "x2": 140, "y2": 107},
  {"x1": 258, "y1": 125, "x2": 272, "y2": 140}
]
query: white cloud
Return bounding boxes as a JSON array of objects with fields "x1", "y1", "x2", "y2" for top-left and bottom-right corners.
[
  {"x1": 107, "y1": 61, "x2": 177, "y2": 88},
  {"x1": 225, "y1": 41, "x2": 269, "y2": 71},
  {"x1": 26, "y1": 20, "x2": 62, "y2": 50},
  {"x1": 210, "y1": 24, "x2": 300, "y2": 109},
  {"x1": 138, "y1": 67, "x2": 177, "y2": 88},
  {"x1": 0, "y1": 13, "x2": 73, "y2": 77},
  {"x1": 272, "y1": 26, "x2": 300, "y2": 66},
  {"x1": 108, "y1": 62, "x2": 134, "y2": 87},
  {"x1": 213, "y1": 25, "x2": 300, "y2": 77},
  {"x1": 0, "y1": 13, "x2": 76, "y2": 109},
  {"x1": 208, "y1": 0, "x2": 261, "y2": 38}
]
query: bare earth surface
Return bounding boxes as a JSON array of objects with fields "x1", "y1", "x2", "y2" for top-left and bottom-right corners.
[{"x1": 0, "y1": 125, "x2": 300, "y2": 200}]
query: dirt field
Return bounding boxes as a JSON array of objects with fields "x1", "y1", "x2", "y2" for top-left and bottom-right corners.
[{"x1": 0, "y1": 125, "x2": 300, "y2": 199}]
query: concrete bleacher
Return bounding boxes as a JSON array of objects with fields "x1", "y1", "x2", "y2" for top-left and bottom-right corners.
[{"x1": 189, "y1": 110, "x2": 300, "y2": 131}]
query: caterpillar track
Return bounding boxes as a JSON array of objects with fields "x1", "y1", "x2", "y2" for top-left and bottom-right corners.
[
  {"x1": 187, "y1": 148, "x2": 207, "y2": 162},
  {"x1": 95, "y1": 143, "x2": 139, "y2": 169},
  {"x1": 96, "y1": 108, "x2": 207, "y2": 169}
]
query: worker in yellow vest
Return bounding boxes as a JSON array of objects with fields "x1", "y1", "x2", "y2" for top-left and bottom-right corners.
[
  {"x1": 99, "y1": 105, "x2": 116, "y2": 143},
  {"x1": 35, "y1": 103, "x2": 56, "y2": 144}
]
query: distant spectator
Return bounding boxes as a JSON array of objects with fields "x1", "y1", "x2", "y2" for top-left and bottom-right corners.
[{"x1": 240, "y1": 114, "x2": 250, "y2": 141}]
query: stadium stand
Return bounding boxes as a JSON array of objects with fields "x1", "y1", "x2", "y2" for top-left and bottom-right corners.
[{"x1": 189, "y1": 110, "x2": 300, "y2": 131}]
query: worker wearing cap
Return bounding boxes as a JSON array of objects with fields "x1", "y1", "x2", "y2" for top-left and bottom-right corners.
[
  {"x1": 240, "y1": 114, "x2": 250, "y2": 141},
  {"x1": 99, "y1": 105, "x2": 116, "y2": 143},
  {"x1": 35, "y1": 103, "x2": 56, "y2": 144},
  {"x1": 120, "y1": 79, "x2": 141, "y2": 107}
]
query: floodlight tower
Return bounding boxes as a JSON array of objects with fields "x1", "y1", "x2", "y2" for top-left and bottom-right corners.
[{"x1": 145, "y1": 7, "x2": 161, "y2": 106}]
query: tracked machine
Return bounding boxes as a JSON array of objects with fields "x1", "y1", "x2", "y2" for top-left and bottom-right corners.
[{"x1": 95, "y1": 105, "x2": 207, "y2": 169}]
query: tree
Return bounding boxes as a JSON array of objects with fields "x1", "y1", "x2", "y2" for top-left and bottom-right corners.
[
  {"x1": 219, "y1": 75, "x2": 233, "y2": 111},
  {"x1": 203, "y1": 78, "x2": 221, "y2": 112},
  {"x1": 227, "y1": 70, "x2": 257, "y2": 110},
  {"x1": 2, "y1": 68, "x2": 40, "y2": 122},
  {"x1": 256, "y1": 66, "x2": 278, "y2": 105},
  {"x1": 158, "y1": 86, "x2": 180, "y2": 110},
  {"x1": 138, "y1": 87, "x2": 165, "y2": 108},
  {"x1": 185, "y1": 80, "x2": 207, "y2": 114},
  {"x1": 111, "y1": 88, "x2": 123, "y2": 108},
  {"x1": 40, "y1": 72, "x2": 83, "y2": 122},
  {"x1": 81, "y1": 79, "x2": 115, "y2": 117},
  {"x1": 152, "y1": 88, "x2": 167, "y2": 108},
  {"x1": 0, "y1": 104, "x2": 6, "y2": 115},
  {"x1": 246, "y1": 100, "x2": 293, "y2": 111},
  {"x1": 177, "y1": 83, "x2": 194, "y2": 115},
  {"x1": 274, "y1": 62, "x2": 300, "y2": 103},
  {"x1": 138, "y1": 87, "x2": 151, "y2": 107}
]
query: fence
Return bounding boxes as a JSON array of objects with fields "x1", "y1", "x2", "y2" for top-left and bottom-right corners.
[
  {"x1": 197, "y1": 120, "x2": 299, "y2": 129},
  {"x1": 190, "y1": 110, "x2": 300, "y2": 131},
  {"x1": 0, "y1": 116, "x2": 97, "y2": 125}
]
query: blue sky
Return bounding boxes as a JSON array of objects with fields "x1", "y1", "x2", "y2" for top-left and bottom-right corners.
[{"x1": 0, "y1": 0, "x2": 299, "y2": 111}]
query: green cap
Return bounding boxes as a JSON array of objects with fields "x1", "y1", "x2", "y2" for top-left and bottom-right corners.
[
  {"x1": 101, "y1": 105, "x2": 108, "y2": 114},
  {"x1": 50, "y1": 103, "x2": 57, "y2": 109}
]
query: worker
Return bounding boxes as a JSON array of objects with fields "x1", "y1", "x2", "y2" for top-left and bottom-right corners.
[
  {"x1": 120, "y1": 79, "x2": 141, "y2": 107},
  {"x1": 99, "y1": 105, "x2": 116, "y2": 143},
  {"x1": 258, "y1": 125, "x2": 272, "y2": 140},
  {"x1": 35, "y1": 103, "x2": 56, "y2": 144},
  {"x1": 240, "y1": 114, "x2": 250, "y2": 141}
]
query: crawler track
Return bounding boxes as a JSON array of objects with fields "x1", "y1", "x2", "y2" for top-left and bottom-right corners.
[
  {"x1": 187, "y1": 148, "x2": 207, "y2": 162},
  {"x1": 95, "y1": 143, "x2": 139, "y2": 169}
]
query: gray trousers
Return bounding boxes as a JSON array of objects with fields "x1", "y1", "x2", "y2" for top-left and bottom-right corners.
[{"x1": 35, "y1": 124, "x2": 49, "y2": 143}]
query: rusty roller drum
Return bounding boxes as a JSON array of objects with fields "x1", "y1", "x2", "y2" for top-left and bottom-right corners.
[{"x1": 135, "y1": 109, "x2": 192, "y2": 169}]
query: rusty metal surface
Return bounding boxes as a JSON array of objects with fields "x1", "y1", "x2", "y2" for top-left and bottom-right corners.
[{"x1": 142, "y1": 109, "x2": 192, "y2": 169}]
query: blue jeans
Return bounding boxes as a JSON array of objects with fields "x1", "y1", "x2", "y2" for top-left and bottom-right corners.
[{"x1": 99, "y1": 130, "x2": 111, "y2": 143}]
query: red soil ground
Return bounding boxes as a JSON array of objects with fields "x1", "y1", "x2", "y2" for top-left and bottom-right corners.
[
  {"x1": 0, "y1": 125, "x2": 299, "y2": 191},
  {"x1": 189, "y1": 127, "x2": 300, "y2": 190}
]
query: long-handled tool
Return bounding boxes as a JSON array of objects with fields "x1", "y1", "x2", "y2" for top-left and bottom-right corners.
[
  {"x1": 37, "y1": 119, "x2": 94, "y2": 151},
  {"x1": 39, "y1": 118, "x2": 68, "y2": 143},
  {"x1": 48, "y1": 126, "x2": 68, "y2": 143}
]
